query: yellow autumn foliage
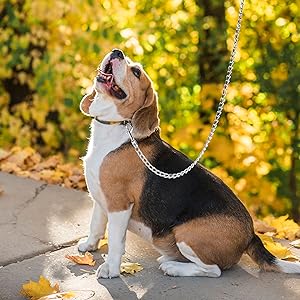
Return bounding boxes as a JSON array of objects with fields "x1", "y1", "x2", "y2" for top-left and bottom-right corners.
[
  {"x1": 20, "y1": 276, "x2": 59, "y2": 300},
  {"x1": 262, "y1": 215, "x2": 300, "y2": 241},
  {"x1": 0, "y1": 0, "x2": 299, "y2": 219},
  {"x1": 258, "y1": 234, "x2": 299, "y2": 261}
]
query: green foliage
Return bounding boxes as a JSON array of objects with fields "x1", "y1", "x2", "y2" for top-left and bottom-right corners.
[{"x1": 0, "y1": 0, "x2": 299, "y2": 218}]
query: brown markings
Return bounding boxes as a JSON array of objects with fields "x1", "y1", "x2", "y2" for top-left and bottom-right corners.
[
  {"x1": 80, "y1": 53, "x2": 159, "y2": 138},
  {"x1": 113, "y1": 66, "x2": 159, "y2": 139},
  {"x1": 80, "y1": 89, "x2": 96, "y2": 115},
  {"x1": 131, "y1": 85, "x2": 159, "y2": 139},
  {"x1": 173, "y1": 215, "x2": 254, "y2": 270},
  {"x1": 153, "y1": 234, "x2": 188, "y2": 262},
  {"x1": 99, "y1": 139, "x2": 156, "y2": 218},
  {"x1": 95, "y1": 56, "x2": 160, "y2": 139}
]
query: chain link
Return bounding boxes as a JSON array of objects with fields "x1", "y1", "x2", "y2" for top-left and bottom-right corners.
[{"x1": 126, "y1": 0, "x2": 245, "y2": 179}]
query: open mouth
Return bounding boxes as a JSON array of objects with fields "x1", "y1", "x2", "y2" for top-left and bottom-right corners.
[{"x1": 96, "y1": 61, "x2": 127, "y2": 100}]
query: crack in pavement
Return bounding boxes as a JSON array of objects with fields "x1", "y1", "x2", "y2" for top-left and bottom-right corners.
[
  {"x1": 0, "y1": 181, "x2": 89, "y2": 269},
  {"x1": 0, "y1": 237, "x2": 84, "y2": 268},
  {"x1": 0, "y1": 182, "x2": 48, "y2": 226},
  {"x1": 11, "y1": 183, "x2": 48, "y2": 225}
]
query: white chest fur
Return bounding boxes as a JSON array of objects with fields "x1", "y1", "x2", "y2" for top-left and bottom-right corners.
[{"x1": 83, "y1": 120, "x2": 129, "y2": 210}]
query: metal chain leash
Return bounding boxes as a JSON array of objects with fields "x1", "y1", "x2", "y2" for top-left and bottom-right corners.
[{"x1": 125, "y1": 0, "x2": 245, "y2": 179}]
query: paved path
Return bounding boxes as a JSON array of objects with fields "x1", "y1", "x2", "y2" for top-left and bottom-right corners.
[{"x1": 0, "y1": 172, "x2": 299, "y2": 300}]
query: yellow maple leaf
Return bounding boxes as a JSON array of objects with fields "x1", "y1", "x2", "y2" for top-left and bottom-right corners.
[
  {"x1": 263, "y1": 215, "x2": 300, "y2": 240},
  {"x1": 65, "y1": 252, "x2": 95, "y2": 266},
  {"x1": 98, "y1": 230, "x2": 108, "y2": 249},
  {"x1": 258, "y1": 234, "x2": 300, "y2": 261},
  {"x1": 20, "y1": 276, "x2": 59, "y2": 300},
  {"x1": 120, "y1": 262, "x2": 143, "y2": 274},
  {"x1": 98, "y1": 237, "x2": 108, "y2": 249}
]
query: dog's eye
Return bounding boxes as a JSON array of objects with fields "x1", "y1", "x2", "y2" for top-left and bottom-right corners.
[{"x1": 131, "y1": 67, "x2": 141, "y2": 79}]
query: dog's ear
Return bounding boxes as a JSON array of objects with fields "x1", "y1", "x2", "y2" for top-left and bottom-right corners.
[
  {"x1": 131, "y1": 84, "x2": 159, "y2": 139},
  {"x1": 80, "y1": 89, "x2": 96, "y2": 116}
]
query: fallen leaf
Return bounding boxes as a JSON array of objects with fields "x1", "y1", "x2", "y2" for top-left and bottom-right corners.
[
  {"x1": 120, "y1": 262, "x2": 143, "y2": 274},
  {"x1": 0, "y1": 161, "x2": 21, "y2": 173},
  {"x1": 27, "y1": 152, "x2": 42, "y2": 166},
  {"x1": 0, "y1": 147, "x2": 87, "y2": 190},
  {"x1": 98, "y1": 238, "x2": 108, "y2": 249},
  {"x1": 262, "y1": 215, "x2": 300, "y2": 240},
  {"x1": 0, "y1": 149, "x2": 10, "y2": 161},
  {"x1": 98, "y1": 230, "x2": 108, "y2": 249},
  {"x1": 290, "y1": 239, "x2": 300, "y2": 249},
  {"x1": 32, "y1": 155, "x2": 62, "y2": 171},
  {"x1": 254, "y1": 219, "x2": 276, "y2": 234},
  {"x1": 258, "y1": 234, "x2": 300, "y2": 261},
  {"x1": 6, "y1": 147, "x2": 35, "y2": 167},
  {"x1": 20, "y1": 276, "x2": 59, "y2": 300},
  {"x1": 65, "y1": 252, "x2": 95, "y2": 266}
]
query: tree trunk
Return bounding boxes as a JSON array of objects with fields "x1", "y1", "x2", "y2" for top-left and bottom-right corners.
[
  {"x1": 290, "y1": 111, "x2": 300, "y2": 221},
  {"x1": 196, "y1": 0, "x2": 228, "y2": 84}
]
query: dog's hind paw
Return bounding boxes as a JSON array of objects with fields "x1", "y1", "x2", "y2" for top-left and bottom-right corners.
[
  {"x1": 157, "y1": 255, "x2": 175, "y2": 264},
  {"x1": 159, "y1": 261, "x2": 182, "y2": 276},
  {"x1": 78, "y1": 237, "x2": 98, "y2": 253}
]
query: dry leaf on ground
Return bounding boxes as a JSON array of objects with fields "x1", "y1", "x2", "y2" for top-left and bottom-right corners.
[
  {"x1": 0, "y1": 147, "x2": 86, "y2": 190},
  {"x1": 262, "y1": 215, "x2": 300, "y2": 240},
  {"x1": 258, "y1": 234, "x2": 300, "y2": 261},
  {"x1": 65, "y1": 252, "x2": 95, "y2": 266},
  {"x1": 20, "y1": 276, "x2": 59, "y2": 300},
  {"x1": 98, "y1": 237, "x2": 108, "y2": 249},
  {"x1": 290, "y1": 239, "x2": 300, "y2": 249},
  {"x1": 120, "y1": 262, "x2": 143, "y2": 274},
  {"x1": 254, "y1": 219, "x2": 276, "y2": 234},
  {"x1": 0, "y1": 149, "x2": 10, "y2": 161},
  {"x1": 97, "y1": 230, "x2": 108, "y2": 249}
]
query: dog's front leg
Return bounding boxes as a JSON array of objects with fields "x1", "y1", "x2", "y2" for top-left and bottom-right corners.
[
  {"x1": 78, "y1": 201, "x2": 107, "y2": 252},
  {"x1": 96, "y1": 205, "x2": 133, "y2": 279}
]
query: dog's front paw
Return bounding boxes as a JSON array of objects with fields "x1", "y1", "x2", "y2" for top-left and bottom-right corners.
[
  {"x1": 96, "y1": 262, "x2": 120, "y2": 279},
  {"x1": 78, "y1": 237, "x2": 98, "y2": 253}
]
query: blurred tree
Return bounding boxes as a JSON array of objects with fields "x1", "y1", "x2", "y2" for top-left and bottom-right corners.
[
  {"x1": 0, "y1": 0, "x2": 299, "y2": 220},
  {"x1": 196, "y1": 0, "x2": 228, "y2": 83},
  {"x1": 256, "y1": 43, "x2": 300, "y2": 220}
]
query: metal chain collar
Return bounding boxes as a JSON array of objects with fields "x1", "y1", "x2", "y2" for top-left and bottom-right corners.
[{"x1": 125, "y1": 0, "x2": 245, "y2": 179}]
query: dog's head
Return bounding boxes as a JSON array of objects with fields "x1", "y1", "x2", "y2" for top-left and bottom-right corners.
[{"x1": 80, "y1": 49, "x2": 159, "y2": 138}]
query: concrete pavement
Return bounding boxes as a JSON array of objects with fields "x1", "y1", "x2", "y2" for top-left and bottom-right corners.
[{"x1": 0, "y1": 171, "x2": 300, "y2": 300}]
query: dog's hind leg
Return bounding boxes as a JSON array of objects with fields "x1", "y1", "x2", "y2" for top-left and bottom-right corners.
[
  {"x1": 153, "y1": 233, "x2": 187, "y2": 264},
  {"x1": 160, "y1": 242, "x2": 221, "y2": 277}
]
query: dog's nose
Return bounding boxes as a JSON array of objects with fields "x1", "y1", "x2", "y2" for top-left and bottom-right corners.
[{"x1": 110, "y1": 49, "x2": 124, "y2": 60}]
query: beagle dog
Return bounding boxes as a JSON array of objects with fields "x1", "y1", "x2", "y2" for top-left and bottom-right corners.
[{"x1": 79, "y1": 49, "x2": 300, "y2": 278}]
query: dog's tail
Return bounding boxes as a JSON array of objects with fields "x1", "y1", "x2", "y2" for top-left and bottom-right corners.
[{"x1": 246, "y1": 234, "x2": 300, "y2": 273}]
